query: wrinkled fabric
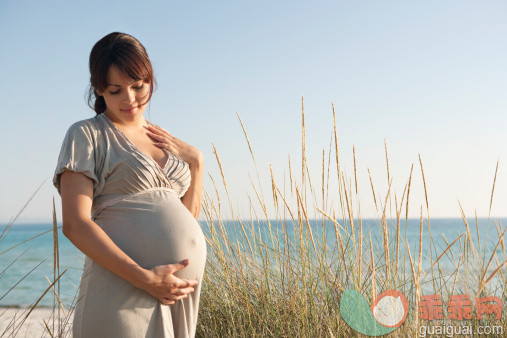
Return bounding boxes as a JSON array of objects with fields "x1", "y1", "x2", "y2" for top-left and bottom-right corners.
[{"x1": 53, "y1": 113, "x2": 207, "y2": 338}]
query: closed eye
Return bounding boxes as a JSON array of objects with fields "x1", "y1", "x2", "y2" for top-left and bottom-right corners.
[{"x1": 109, "y1": 84, "x2": 144, "y2": 95}]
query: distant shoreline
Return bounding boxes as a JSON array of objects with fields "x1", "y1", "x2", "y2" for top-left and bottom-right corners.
[
  {"x1": 0, "y1": 305, "x2": 73, "y2": 309},
  {"x1": 3, "y1": 216, "x2": 507, "y2": 226}
]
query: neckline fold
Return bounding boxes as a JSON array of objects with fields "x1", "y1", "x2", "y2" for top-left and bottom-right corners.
[{"x1": 100, "y1": 113, "x2": 171, "y2": 172}]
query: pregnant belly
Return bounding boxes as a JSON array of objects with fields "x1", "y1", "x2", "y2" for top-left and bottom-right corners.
[{"x1": 93, "y1": 190, "x2": 207, "y2": 280}]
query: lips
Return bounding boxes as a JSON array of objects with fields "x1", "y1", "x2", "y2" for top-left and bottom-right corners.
[{"x1": 121, "y1": 107, "x2": 138, "y2": 114}]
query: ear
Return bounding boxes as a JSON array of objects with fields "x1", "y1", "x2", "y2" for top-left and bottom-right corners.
[{"x1": 94, "y1": 88, "x2": 103, "y2": 96}]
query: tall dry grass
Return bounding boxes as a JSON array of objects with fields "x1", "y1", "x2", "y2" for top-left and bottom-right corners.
[
  {"x1": 1, "y1": 186, "x2": 74, "y2": 337},
  {"x1": 1, "y1": 98, "x2": 505, "y2": 337},
  {"x1": 196, "y1": 98, "x2": 505, "y2": 337}
]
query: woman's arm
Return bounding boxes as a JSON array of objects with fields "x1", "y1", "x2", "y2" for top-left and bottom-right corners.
[
  {"x1": 145, "y1": 123, "x2": 204, "y2": 219},
  {"x1": 60, "y1": 170, "x2": 150, "y2": 288},
  {"x1": 180, "y1": 155, "x2": 204, "y2": 219},
  {"x1": 60, "y1": 170, "x2": 198, "y2": 304}
]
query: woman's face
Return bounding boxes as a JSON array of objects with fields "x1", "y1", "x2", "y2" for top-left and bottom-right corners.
[{"x1": 97, "y1": 65, "x2": 151, "y2": 122}]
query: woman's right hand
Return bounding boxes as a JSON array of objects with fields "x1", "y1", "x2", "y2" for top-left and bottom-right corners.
[{"x1": 140, "y1": 259, "x2": 199, "y2": 305}]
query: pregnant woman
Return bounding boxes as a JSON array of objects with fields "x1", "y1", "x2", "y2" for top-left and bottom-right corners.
[{"x1": 52, "y1": 32, "x2": 207, "y2": 337}]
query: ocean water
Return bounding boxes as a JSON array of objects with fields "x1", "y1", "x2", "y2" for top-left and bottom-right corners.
[{"x1": 0, "y1": 218, "x2": 505, "y2": 308}]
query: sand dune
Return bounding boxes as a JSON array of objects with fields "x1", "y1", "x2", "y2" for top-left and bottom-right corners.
[{"x1": 0, "y1": 307, "x2": 74, "y2": 337}]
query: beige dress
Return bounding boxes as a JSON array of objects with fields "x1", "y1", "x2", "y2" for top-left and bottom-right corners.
[{"x1": 52, "y1": 113, "x2": 207, "y2": 338}]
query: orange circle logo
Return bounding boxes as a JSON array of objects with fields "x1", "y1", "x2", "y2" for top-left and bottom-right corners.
[{"x1": 370, "y1": 290, "x2": 409, "y2": 328}]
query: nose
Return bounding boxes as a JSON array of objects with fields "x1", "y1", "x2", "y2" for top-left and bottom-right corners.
[{"x1": 123, "y1": 88, "x2": 136, "y2": 104}]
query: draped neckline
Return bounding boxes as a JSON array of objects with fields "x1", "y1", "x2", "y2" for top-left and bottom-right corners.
[{"x1": 100, "y1": 113, "x2": 170, "y2": 172}]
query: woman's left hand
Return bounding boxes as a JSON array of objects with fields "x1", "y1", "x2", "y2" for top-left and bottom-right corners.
[{"x1": 145, "y1": 123, "x2": 203, "y2": 167}]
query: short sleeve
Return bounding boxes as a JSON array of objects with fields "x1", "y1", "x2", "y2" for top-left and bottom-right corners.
[{"x1": 52, "y1": 122, "x2": 99, "y2": 196}]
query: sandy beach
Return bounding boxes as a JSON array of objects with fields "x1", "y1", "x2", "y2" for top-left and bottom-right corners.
[{"x1": 0, "y1": 307, "x2": 74, "y2": 337}]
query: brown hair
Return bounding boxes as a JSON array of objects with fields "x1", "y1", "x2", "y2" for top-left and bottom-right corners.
[{"x1": 87, "y1": 32, "x2": 157, "y2": 115}]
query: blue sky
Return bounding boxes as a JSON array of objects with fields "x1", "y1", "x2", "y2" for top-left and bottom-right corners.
[{"x1": 0, "y1": 0, "x2": 506, "y2": 223}]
